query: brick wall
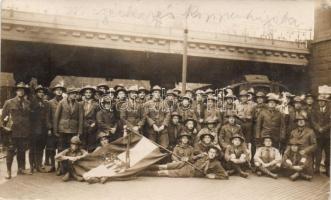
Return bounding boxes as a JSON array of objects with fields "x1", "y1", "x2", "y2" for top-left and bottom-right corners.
[{"x1": 309, "y1": 0, "x2": 331, "y2": 93}]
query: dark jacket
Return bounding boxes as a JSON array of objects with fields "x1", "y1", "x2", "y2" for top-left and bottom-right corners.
[
  {"x1": 144, "y1": 100, "x2": 170, "y2": 127},
  {"x1": 119, "y1": 99, "x2": 145, "y2": 129},
  {"x1": 288, "y1": 127, "x2": 317, "y2": 155},
  {"x1": 311, "y1": 104, "x2": 330, "y2": 139},
  {"x1": 54, "y1": 98, "x2": 83, "y2": 135},
  {"x1": 1, "y1": 96, "x2": 31, "y2": 138},
  {"x1": 96, "y1": 109, "x2": 124, "y2": 142},
  {"x1": 80, "y1": 99, "x2": 99, "y2": 134},
  {"x1": 30, "y1": 97, "x2": 49, "y2": 135}
]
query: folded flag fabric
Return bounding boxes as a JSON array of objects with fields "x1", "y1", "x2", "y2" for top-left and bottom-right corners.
[{"x1": 73, "y1": 133, "x2": 167, "y2": 180}]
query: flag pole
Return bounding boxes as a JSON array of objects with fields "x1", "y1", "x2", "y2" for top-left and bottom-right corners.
[
  {"x1": 181, "y1": 28, "x2": 188, "y2": 95},
  {"x1": 124, "y1": 126, "x2": 131, "y2": 169}
]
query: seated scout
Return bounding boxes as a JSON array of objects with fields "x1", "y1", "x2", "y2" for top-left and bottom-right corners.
[
  {"x1": 282, "y1": 140, "x2": 313, "y2": 181},
  {"x1": 55, "y1": 136, "x2": 88, "y2": 182},
  {"x1": 225, "y1": 134, "x2": 250, "y2": 178},
  {"x1": 143, "y1": 146, "x2": 228, "y2": 180},
  {"x1": 93, "y1": 132, "x2": 110, "y2": 152},
  {"x1": 194, "y1": 130, "x2": 222, "y2": 159},
  {"x1": 254, "y1": 135, "x2": 282, "y2": 179},
  {"x1": 171, "y1": 131, "x2": 194, "y2": 162},
  {"x1": 218, "y1": 113, "x2": 244, "y2": 151}
]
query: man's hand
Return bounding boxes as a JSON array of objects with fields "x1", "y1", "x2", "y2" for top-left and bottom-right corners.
[
  {"x1": 90, "y1": 123, "x2": 96, "y2": 127},
  {"x1": 110, "y1": 128, "x2": 116, "y2": 134},
  {"x1": 132, "y1": 126, "x2": 139, "y2": 132},
  {"x1": 206, "y1": 174, "x2": 216, "y2": 179},
  {"x1": 153, "y1": 124, "x2": 159, "y2": 132},
  {"x1": 159, "y1": 125, "x2": 165, "y2": 131},
  {"x1": 286, "y1": 159, "x2": 292, "y2": 166},
  {"x1": 319, "y1": 128, "x2": 324, "y2": 133},
  {"x1": 199, "y1": 118, "x2": 204, "y2": 123},
  {"x1": 48, "y1": 130, "x2": 52, "y2": 136},
  {"x1": 299, "y1": 150, "x2": 306, "y2": 155}
]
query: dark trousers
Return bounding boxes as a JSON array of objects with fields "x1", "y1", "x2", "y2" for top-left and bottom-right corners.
[
  {"x1": 6, "y1": 137, "x2": 28, "y2": 171},
  {"x1": 45, "y1": 135, "x2": 58, "y2": 167},
  {"x1": 29, "y1": 134, "x2": 47, "y2": 170},
  {"x1": 315, "y1": 137, "x2": 330, "y2": 175},
  {"x1": 58, "y1": 133, "x2": 76, "y2": 152},
  {"x1": 147, "y1": 129, "x2": 169, "y2": 149}
]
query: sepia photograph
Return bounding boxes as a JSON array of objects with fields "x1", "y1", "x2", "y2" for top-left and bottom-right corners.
[{"x1": 0, "y1": 0, "x2": 330, "y2": 199}]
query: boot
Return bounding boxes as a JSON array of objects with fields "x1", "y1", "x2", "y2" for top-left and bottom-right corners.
[
  {"x1": 87, "y1": 177, "x2": 100, "y2": 184},
  {"x1": 140, "y1": 170, "x2": 159, "y2": 176},
  {"x1": 290, "y1": 172, "x2": 300, "y2": 181},
  {"x1": 72, "y1": 173, "x2": 84, "y2": 182},
  {"x1": 232, "y1": 164, "x2": 249, "y2": 178},
  {"x1": 62, "y1": 172, "x2": 70, "y2": 182},
  {"x1": 5, "y1": 171, "x2": 12, "y2": 179},
  {"x1": 300, "y1": 173, "x2": 312, "y2": 181},
  {"x1": 258, "y1": 166, "x2": 278, "y2": 179}
]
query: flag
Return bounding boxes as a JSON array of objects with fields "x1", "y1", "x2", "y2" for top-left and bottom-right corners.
[{"x1": 73, "y1": 133, "x2": 167, "y2": 180}]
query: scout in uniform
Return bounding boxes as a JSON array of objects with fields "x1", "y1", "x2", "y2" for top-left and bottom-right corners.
[
  {"x1": 194, "y1": 129, "x2": 221, "y2": 157},
  {"x1": 221, "y1": 93, "x2": 237, "y2": 121},
  {"x1": 192, "y1": 89, "x2": 205, "y2": 131},
  {"x1": 144, "y1": 85, "x2": 170, "y2": 148},
  {"x1": 80, "y1": 85, "x2": 99, "y2": 152},
  {"x1": 178, "y1": 94, "x2": 197, "y2": 123},
  {"x1": 172, "y1": 88, "x2": 181, "y2": 97},
  {"x1": 94, "y1": 89, "x2": 104, "y2": 101},
  {"x1": 96, "y1": 83, "x2": 109, "y2": 95},
  {"x1": 282, "y1": 140, "x2": 313, "y2": 181},
  {"x1": 236, "y1": 90, "x2": 254, "y2": 153},
  {"x1": 184, "y1": 88, "x2": 194, "y2": 100},
  {"x1": 287, "y1": 113, "x2": 316, "y2": 175},
  {"x1": 45, "y1": 83, "x2": 66, "y2": 172},
  {"x1": 254, "y1": 136, "x2": 282, "y2": 179},
  {"x1": 224, "y1": 134, "x2": 250, "y2": 178},
  {"x1": 304, "y1": 93, "x2": 314, "y2": 127},
  {"x1": 255, "y1": 93, "x2": 286, "y2": 150},
  {"x1": 183, "y1": 117, "x2": 198, "y2": 144},
  {"x1": 54, "y1": 86, "x2": 84, "y2": 175},
  {"x1": 218, "y1": 112, "x2": 244, "y2": 151},
  {"x1": 171, "y1": 131, "x2": 194, "y2": 162},
  {"x1": 197, "y1": 117, "x2": 220, "y2": 145},
  {"x1": 204, "y1": 88, "x2": 214, "y2": 99},
  {"x1": 167, "y1": 112, "x2": 184, "y2": 150},
  {"x1": 114, "y1": 86, "x2": 127, "y2": 112},
  {"x1": 164, "y1": 89, "x2": 178, "y2": 112},
  {"x1": 119, "y1": 85, "x2": 145, "y2": 133},
  {"x1": 1, "y1": 82, "x2": 31, "y2": 178},
  {"x1": 137, "y1": 86, "x2": 149, "y2": 104},
  {"x1": 29, "y1": 85, "x2": 49, "y2": 173},
  {"x1": 203, "y1": 95, "x2": 222, "y2": 127},
  {"x1": 144, "y1": 146, "x2": 228, "y2": 180},
  {"x1": 287, "y1": 96, "x2": 306, "y2": 137},
  {"x1": 311, "y1": 95, "x2": 330, "y2": 176},
  {"x1": 96, "y1": 97, "x2": 124, "y2": 142},
  {"x1": 55, "y1": 136, "x2": 88, "y2": 182}
]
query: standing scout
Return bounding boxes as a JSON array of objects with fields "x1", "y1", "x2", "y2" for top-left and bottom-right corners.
[
  {"x1": 178, "y1": 94, "x2": 197, "y2": 122},
  {"x1": 80, "y1": 85, "x2": 99, "y2": 152},
  {"x1": 287, "y1": 113, "x2": 316, "y2": 176},
  {"x1": 254, "y1": 136, "x2": 282, "y2": 179},
  {"x1": 119, "y1": 85, "x2": 145, "y2": 133},
  {"x1": 45, "y1": 83, "x2": 66, "y2": 172},
  {"x1": 193, "y1": 90, "x2": 205, "y2": 131},
  {"x1": 236, "y1": 90, "x2": 254, "y2": 154},
  {"x1": 310, "y1": 95, "x2": 330, "y2": 176},
  {"x1": 54, "y1": 87, "x2": 84, "y2": 174},
  {"x1": 144, "y1": 85, "x2": 170, "y2": 148},
  {"x1": 29, "y1": 85, "x2": 49, "y2": 173},
  {"x1": 1, "y1": 82, "x2": 31, "y2": 179},
  {"x1": 255, "y1": 93, "x2": 286, "y2": 150}
]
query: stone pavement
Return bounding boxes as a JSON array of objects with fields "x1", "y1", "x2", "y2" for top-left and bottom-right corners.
[{"x1": 0, "y1": 158, "x2": 329, "y2": 200}]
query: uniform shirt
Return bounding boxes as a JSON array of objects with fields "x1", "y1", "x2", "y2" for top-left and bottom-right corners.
[
  {"x1": 254, "y1": 146, "x2": 282, "y2": 164},
  {"x1": 236, "y1": 102, "x2": 254, "y2": 121},
  {"x1": 282, "y1": 149, "x2": 308, "y2": 169},
  {"x1": 119, "y1": 99, "x2": 145, "y2": 129},
  {"x1": 55, "y1": 148, "x2": 88, "y2": 161},
  {"x1": 225, "y1": 144, "x2": 249, "y2": 162},
  {"x1": 172, "y1": 144, "x2": 194, "y2": 162},
  {"x1": 144, "y1": 99, "x2": 170, "y2": 127}
]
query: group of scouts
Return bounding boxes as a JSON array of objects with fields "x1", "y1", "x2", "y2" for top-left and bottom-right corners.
[{"x1": 0, "y1": 81, "x2": 330, "y2": 183}]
